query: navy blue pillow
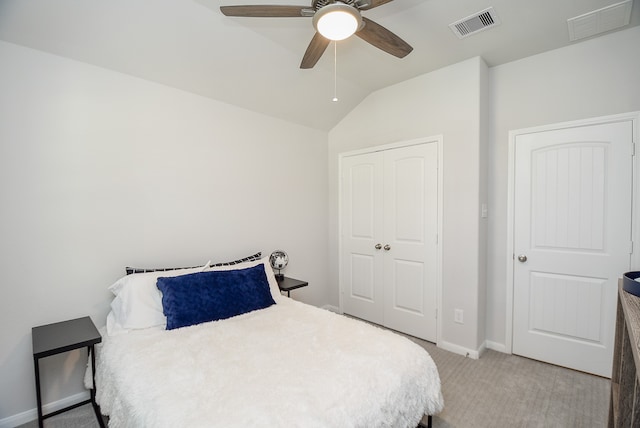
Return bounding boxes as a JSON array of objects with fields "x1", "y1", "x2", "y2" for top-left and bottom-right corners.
[{"x1": 157, "y1": 264, "x2": 276, "y2": 330}]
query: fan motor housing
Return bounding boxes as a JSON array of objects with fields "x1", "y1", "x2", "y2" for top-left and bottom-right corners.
[{"x1": 313, "y1": 0, "x2": 361, "y2": 11}]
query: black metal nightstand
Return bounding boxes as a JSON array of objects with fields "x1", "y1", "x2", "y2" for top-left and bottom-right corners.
[
  {"x1": 276, "y1": 276, "x2": 308, "y2": 297},
  {"x1": 32, "y1": 316, "x2": 104, "y2": 428}
]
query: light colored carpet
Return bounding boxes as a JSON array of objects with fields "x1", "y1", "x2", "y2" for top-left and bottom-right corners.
[
  {"x1": 412, "y1": 337, "x2": 609, "y2": 428},
  {"x1": 18, "y1": 337, "x2": 610, "y2": 428}
]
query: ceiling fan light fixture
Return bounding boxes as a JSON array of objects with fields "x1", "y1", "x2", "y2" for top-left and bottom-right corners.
[{"x1": 313, "y1": 2, "x2": 362, "y2": 41}]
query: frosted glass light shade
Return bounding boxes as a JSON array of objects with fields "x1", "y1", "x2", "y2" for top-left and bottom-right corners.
[{"x1": 313, "y1": 3, "x2": 362, "y2": 41}]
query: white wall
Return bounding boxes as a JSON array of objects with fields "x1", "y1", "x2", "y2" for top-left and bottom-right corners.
[
  {"x1": 0, "y1": 41, "x2": 328, "y2": 424},
  {"x1": 486, "y1": 26, "x2": 640, "y2": 348},
  {"x1": 328, "y1": 57, "x2": 489, "y2": 355}
]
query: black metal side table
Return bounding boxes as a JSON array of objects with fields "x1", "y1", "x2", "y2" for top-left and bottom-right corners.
[
  {"x1": 276, "y1": 276, "x2": 308, "y2": 297},
  {"x1": 32, "y1": 316, "x2": 104, "y2": 428}
]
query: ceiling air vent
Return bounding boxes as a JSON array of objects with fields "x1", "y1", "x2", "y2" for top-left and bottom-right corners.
[
  {"x1": 449, "y1": 7, "x2": 501, "y2": 39},
  {"x1": 567, "y1": 0, "x2": 632, "y2": 42}
]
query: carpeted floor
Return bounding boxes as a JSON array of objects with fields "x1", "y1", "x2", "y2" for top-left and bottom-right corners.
[
  {"x1": 18, "y1": 335, "x2": 610, "y2": 428},
  {"x1": 16, "y1": 406, "x2": 106, "y2": 428},
  {"x1": 413, "y1": 338, "x2": 609, "y2": 428}
]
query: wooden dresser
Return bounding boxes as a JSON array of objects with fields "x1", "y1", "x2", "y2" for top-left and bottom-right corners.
[{"x1": 609, "y1": 281, "x2": 640, "y2": 427}]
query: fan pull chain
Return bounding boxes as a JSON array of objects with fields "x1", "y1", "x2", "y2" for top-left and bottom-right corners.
[{"x1": 332, "y1": 41, "x2": 338, "y2": 102}]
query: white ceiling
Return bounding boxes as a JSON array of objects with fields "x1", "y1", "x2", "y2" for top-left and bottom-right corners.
[{"x1": 0, "y1": 0, "x2": 638, "y2": 130}]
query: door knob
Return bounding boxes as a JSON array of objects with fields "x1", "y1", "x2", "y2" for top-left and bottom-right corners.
[
  {"x1": 375, "y1": 243, "x2": 382, "y2": 250},
  {"x1": 517, "y1": 255, "x2": 528, "y2": 263},
  {"x1": 384, "y1": 244, "x2": 391, "y2": 251}
]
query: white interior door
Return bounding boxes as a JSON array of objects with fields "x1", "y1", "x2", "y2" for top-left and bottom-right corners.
[
  {"x1": 341, "y1": 143, "x2": 438, "y2": 342},
  {"x1": 383, "y1": 144, "x2": 438, "y2": 341},
  {"x1": 341, "y1": 151, "x2": 384, "y2": 324},
  {"x1": 512, "y1": 120, "x2": 633, "y2": 377}
]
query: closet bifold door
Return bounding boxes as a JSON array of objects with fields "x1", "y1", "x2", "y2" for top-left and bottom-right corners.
[{"x1": 340, "y1": 143, "x2": 438, "y2": 342}]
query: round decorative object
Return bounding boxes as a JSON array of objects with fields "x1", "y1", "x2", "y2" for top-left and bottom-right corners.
[{"x1": 269, "y1": 250, "x2": 289, "y2": 274}]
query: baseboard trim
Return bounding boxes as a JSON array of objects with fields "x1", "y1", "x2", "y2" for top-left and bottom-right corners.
[
  {"x1": 485, "y1": 340, "x2": 508, "y2": 353},
  {"x1": 438, "y1": 340, "x2": 481, "y2": 359},
  {"x1": 322, "y1": 304, "x2": 342, "y2": 314},
  {"x1": 0, "y1": 391, "x2": 90, "y2": 428},
  {"x1": 477, "y1": 341, "x2": 487, "y2": 358}
]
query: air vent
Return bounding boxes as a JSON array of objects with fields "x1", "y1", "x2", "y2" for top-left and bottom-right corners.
[
  {"x1": 567, "y1": 0, "x2": 632, "y2": 42},
  {"x1": 449, "y1": 7, "x2": 501, "y2": 39}
]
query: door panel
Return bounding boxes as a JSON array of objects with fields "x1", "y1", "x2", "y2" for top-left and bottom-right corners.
[
  {"x1": 351, "y1": 164, "x2": 377, "y2": 239},
  {"x1": 392, "y1": 259, "x2": 424, "y2": 314},
  {"x1": 341, "y1": 152, "x2": 384, "y2": 324},
  {"x1": 513, "y1": 120, "x2": 632, "y2": 377},
  {"x1": 394, "y1": 157, "x2": 426, "y2": 242},
  {"x1": 383, "y1": 144, "x2": 438, "y2": 341},
  {"x1": 532, "y1": 144, "x2": 606, "y2": 251},
  {"x1": 528, "y1": 272, "x2": 605, "y2": 343},
  {"x1": 349, "y1": 254, "x2": 376, "y2": 301}
]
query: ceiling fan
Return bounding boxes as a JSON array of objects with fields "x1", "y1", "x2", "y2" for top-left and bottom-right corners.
[{"x1": 220, "y1": 0, "x2": 413, "y2": 69}]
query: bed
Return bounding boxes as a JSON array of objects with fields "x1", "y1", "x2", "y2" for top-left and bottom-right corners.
[{"x1": 88, "y1": 254, "x2": 444, "y2": 427}]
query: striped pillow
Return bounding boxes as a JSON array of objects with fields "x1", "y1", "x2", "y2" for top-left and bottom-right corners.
[{"x1": 125, "y1": 252, "x2": 262, "y2": 275}]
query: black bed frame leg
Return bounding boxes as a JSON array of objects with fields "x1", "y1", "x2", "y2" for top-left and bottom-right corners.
[{"x1": 417, "y1": 415, "x2": 432, "y2": 428}]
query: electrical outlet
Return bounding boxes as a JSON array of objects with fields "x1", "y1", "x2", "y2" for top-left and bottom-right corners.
[{"x1": 454, "y1": 309, "x2": 464, "y2": 324}]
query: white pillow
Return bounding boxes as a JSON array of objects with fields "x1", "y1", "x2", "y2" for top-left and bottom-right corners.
[
  {"x1": 205, "y1": 257, "x2": 283, "y2": 302},
  {"x1": 108, "y1": 264, "x2": 208, "y2": 331},
  {"x1": 106, "y1": 310, "x2": 132, "y2": 336}
]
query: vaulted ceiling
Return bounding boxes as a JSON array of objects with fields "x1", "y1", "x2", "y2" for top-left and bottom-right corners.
[{"x1": 0, "y1": 0, "x2": 638, "y2": 130}]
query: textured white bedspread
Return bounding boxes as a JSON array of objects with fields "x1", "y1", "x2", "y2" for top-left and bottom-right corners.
[{"x1": 93, "y1": 298, "x2": 443, "y2": 427}]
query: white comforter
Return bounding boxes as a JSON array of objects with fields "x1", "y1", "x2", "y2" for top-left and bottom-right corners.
[{"x1": 91, "y1": 298, "x2": 443, "y2": 427}]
